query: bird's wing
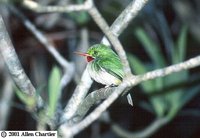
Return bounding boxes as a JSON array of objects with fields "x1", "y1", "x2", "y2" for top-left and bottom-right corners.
[{"x1": 97, "y1": 57, "x2": 124, "y2": 81}]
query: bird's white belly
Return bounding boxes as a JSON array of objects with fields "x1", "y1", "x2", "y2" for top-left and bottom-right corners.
[{"x1": 87, "y1": 64, "x2": 121, "y2": 86}]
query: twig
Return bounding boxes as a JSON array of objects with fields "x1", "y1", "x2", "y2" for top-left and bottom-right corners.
[
  {"x1": 22, "y1": 0, "x2": 92, "y2": 12},
  {"x1": 133, "y1": 55, "x2": 200, "y2": 85},
  {"x1": 62, "y1": 70, "x2": 93, "y2": 120},
  {"x1": 60, "y1": 88, "x2": 115, "y2": 126},
  {"x1": 102, "y1": 0, "x2": 149, "y2": 46},
  {"x1": 74, "y1": 87, "x2": 116, "y2": 122},
  {"x1": 0, "y1": 15, "x2": 43, "y2": 109}
]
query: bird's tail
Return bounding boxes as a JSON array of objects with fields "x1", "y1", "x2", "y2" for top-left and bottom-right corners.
[{"x1": 127, "y1": 93, "x2": 133, "y2": 106}]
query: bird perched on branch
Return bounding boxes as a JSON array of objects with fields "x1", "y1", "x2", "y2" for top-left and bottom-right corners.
[{"x1": 75, "y1": 44, "x2": 133, "y2": 106}]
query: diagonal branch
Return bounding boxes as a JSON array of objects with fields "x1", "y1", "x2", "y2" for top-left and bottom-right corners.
[
  {"x1": 74, "y1": 87, "x2": 116, "y2": 122},
  {"x1": 133, "y1": 55, "x2": 200, "y2": 86}
]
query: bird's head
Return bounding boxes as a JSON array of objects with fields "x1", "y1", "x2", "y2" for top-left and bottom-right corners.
[{"x1": 75, "y1": 44, "x2": 114, "y2": 62}]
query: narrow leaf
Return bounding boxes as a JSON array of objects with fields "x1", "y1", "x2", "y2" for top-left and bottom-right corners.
[
  {"x1": 173, "y1": 25, "x2": 188, "y2": 63},
  {"x1": 48, "y1": 66, "x2": 61, "y2": 117},
  {"x1": 134, "y1": 27, "x2": 166, "y2": 67},
  {"x1": 15, "y1": 87, "x2": 36, "y2": 110},
  {"x1": 177, "y1": 25, "x2": 188, "y2": 62}
]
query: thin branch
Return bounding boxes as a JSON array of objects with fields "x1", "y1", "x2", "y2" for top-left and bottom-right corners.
[
  {"x1": 62, "y1": 70, "x2": 93, "y2": 120},
  {"x1": 74, "y1": 87, "x2": 116, "y2": 122},
  {"x1": 112, "y1": 0, "x2": 148, "y2": 36},
  {"x1": 22, "y1": 0, "x2": 92, "y2": 12},
  {"x1": 133, "y1": 55, "x2": 200, "y2": 86},
  {"x1": 0, "y1": 15, "x2": 43, "y2": 108},
  {"x1": 60, "y1": 88, "x2": 115, "y2": 126},
  {"x1": 102, "y1": 0, "x2": 149, "y2": 45}
]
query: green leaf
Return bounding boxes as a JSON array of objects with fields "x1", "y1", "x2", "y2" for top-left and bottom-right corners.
[
  {"x1": 151, "y1": 97, "x2": 166, "y2": 117},
  {"x1": 173, "y1": 25, "x2": 188, "y2": 63},
  {"x1": 162, "y1": 70, "x2": 188, "y2": 118},
  {"x1": 177, "y1": 25, "x2": 188, "y2": 61},
  {"x1": 134, "y1": 27, "x2": 166, "y2": 67},
  {"x1": 128, "y1": 54, "x2": 166, "y2": 116},
  {"x1": 69, "y1": 12, "x2": 90, "y2": 25},
  {"x1": 68, "y1": 0, "x2": 90, "y2": 25},
  {"x1": 128, "y1": 54, "x2": 155, "y2": 92},
  {"x1": 15, "y1": 87, "x2": 36, "y2": 110},
  {"x1": 165, "y1": 25, "x2": 188, "y2": 118},
  {"x1": 48, "y1": 66, "x2": 61, "y2": 117}
]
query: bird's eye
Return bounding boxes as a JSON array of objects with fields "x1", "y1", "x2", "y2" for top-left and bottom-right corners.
[{"x1": 93, "y1": 51, "x2": 97, "y2": 55}]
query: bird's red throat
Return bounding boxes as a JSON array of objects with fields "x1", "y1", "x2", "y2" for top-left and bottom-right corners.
[{"x1": 86, "y1": 56, "x2": 94, "y2": 62}]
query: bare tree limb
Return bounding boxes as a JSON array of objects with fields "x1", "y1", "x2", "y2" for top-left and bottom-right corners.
[
  {"x1": 102, "y1": 0, "x2": 149, "y2": 45},
  {"x1": 133, "y1": 55, "x2": 200, "y2": 85},
  {"x1": 22, "y1": 0, "x2": 92, "y2": 12},
  {"x1": 74, "y1": 87, "x2": 116, "y2": 122},
  {"x1": 63, "y1": 70, "x2": 92, "y2": 120}
]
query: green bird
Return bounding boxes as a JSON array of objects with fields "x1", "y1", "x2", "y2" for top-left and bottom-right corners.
[{"x1": 75, "y1": 44, "x2": 133, "y2": 105}]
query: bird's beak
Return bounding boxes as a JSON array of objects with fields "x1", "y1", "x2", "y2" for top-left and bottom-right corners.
[
  {"x1": 74, "y1": 51, "x2": 95, "y2": 62},
  {"x1": 74, "y1": 51, "x2": 90, "y2": 57}
]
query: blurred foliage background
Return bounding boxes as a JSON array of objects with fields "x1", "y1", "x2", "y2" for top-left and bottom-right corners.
[{"x1": 0, "y1": 0, "x2": 200, "y2": 137}]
